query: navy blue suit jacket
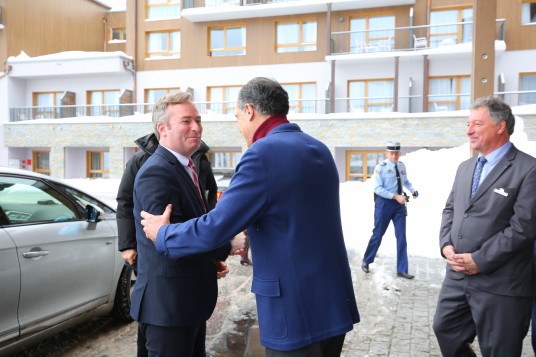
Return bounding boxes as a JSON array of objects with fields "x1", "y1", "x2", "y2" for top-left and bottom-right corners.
[
  {"x1": 131, "y1": 145, "x2": 230, "y2": 327},
  {"x1": 154, "y1": 123, "x2": 360, "y2": 350}
]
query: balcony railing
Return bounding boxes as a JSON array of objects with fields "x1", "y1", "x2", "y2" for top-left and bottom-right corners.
[
  {"x1": 330, "y1": 19, "x2": 505, "y2": 55},
  {"x1": 183, "y1": 0, "x2": 295, "y2": 9},
  {"x1": 8, "y1": 90, "x2": 536, "y2": 122}
]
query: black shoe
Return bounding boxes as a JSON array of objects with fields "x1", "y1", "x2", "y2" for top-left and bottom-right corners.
[
  {"x1": 361, "y1": 262, "x2": 369, "y2": 273},
  {"x1": 397, "y1": 272, "x2": 415, "y2": 279}
]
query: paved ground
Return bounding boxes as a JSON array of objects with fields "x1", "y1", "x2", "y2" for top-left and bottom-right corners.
[{"x1": 340, "y1": 252, "x2": 534, "y2": 357}]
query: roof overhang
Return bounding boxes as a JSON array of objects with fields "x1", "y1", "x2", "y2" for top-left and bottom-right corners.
[{"x1": 182, "y1": 0, "x2": 415, "y2": 22}]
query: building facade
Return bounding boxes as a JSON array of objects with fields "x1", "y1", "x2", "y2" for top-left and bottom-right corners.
[{"x1": 1, "y1": 0, "x2": 536, "y2": 182}]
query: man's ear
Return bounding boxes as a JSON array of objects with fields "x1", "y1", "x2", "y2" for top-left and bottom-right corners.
[
  {"x1": 498, "y1": 120, "x2": 506, "y2": 134},
  {"x1": 157, "y1": 122, "x2": 167, "y2": 137},
  {"x1": 244, "y1": 103, "x2": 255, "y2": 121}
]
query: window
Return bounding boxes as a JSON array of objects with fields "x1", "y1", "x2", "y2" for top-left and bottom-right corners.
[
  {"x1": 110, "y1": 28, "x2": 126, "y2": 42},
  {"x1": 346, "y1": 151, "x2": 385, "y2": 182},
  {"x1": 430, "y1": 8, "x2": 473, "y2": 47},
  {"x1": 147, "y1": 0, "x2": 180, "y2": 19},
  {"x1": 147, "y1": 31, "x2": 181, "y2": 59},
  {"x1": 429, "y1": 76, "x2": 470, "y2": 111},
  {"x1": 209, "y1": 26, "x2": 246, "y2": 56},
  {"x1": 207, "y1": 86, "x2": 241, "y2": 114},
  {"x1": 33, "y1": 92, "x2": 63, "y2": 119},
  {"x1": 281, "y1": 83, "x2": 316, "y2": 113},
  {"x1": 522, "y1": 1, "x2": 536, "y2": 24},
  {"x1": 87, "y1": 90, "x2": 120, "y2": 116},
  {"x1": 33, "y1": 151, "x2": 51, "y2": 176},
  {"x1": 350, "y1": 15, "x2": 394, "y2": 53},
  {"x1": 520, "y1": 73, "x2": 536, "y2": 105},
  {"x1": 145, "y1": 88, "x2": 180, "y2": 112},
  {"x1": 276, "y1": 20, "x2": 317, "y2": 53},
  {"x1": 87, "y1": 151, "x2": 110, "y2": 178},
  {"x1": 348, "y1": 79, "x2": 394, "y2": 112},
  {"x1": 208, "y1": 151, "x2": 242, "y2": 170},
  {"x1": 0, "y1": 176, "x2": 79, "y2": 225}
]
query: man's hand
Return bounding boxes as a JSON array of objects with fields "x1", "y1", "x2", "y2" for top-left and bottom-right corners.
[
  {"x1": 121, "y1": 248, "x2": 137, "y2": 266},
  {"x1": 393, "y1": 194, "x2": 406, "y2": 205},
  {"x1": 141, "y1": 204, "x2": 172, "y2": 243},
  {"x1": 230, "y1": 231, "x2": 248, "y2": 256},
  {"x1": 442, "y1": 245, "x2": 479, "y2": 275},
  {"x1": 214, "y1": 261, "x2": 229, "y2": 279}
]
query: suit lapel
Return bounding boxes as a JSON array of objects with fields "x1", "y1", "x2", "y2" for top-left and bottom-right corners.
[
  {"x1": 155, "y1": 146, "x2": 206, "y2": 213},
  {"x1": 467, "y1": 145, "x2": 517, "y2": 207}
]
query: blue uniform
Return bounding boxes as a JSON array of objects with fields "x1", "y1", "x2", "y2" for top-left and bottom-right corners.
[{"x1": 363, "y1": 159, "x2": 414, "y2": 273}]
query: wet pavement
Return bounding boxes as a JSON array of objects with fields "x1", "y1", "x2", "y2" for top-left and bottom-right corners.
[
  {"x1": 226, "y1": 251, "x2": 534, "y2": 357},
  {"x1": 14, "y1": 252, "x2": 533, "y2": 356}
]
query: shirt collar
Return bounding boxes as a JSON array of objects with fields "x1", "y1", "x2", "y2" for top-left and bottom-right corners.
[
  {"x1": 161, "y1": 145, "x2": 190, "y2": 167},
  {"x1": 479, "y1": 141, "x2": 512, "y2": 166}
]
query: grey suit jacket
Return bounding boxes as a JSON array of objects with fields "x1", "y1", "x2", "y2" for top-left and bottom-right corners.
[{"x1": 439, "y1": 144, "x2": 536, "y2": 297}]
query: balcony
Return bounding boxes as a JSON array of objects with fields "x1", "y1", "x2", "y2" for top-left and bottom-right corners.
[
  {"x1": 181, "y1": 0, "x2": 414, "y2": 22},
  {"x1": 8, "y1": 90, "x2": 536, "y2": 123},
  {"x1": 329, "y1": 19, "x2": 505, "y2": 57}
]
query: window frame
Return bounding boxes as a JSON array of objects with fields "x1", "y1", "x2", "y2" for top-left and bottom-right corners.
[
  {"x1": 275, "y1": 19, "x2": 317, "y2": 53},
  {"x1": 428, "y1": 75, "x2": 471, "y2": 111},
  {"x1": 32, "y1": 91, "x2": 63, "y2": 119},
  {"x1": 429, "y1": 6, "x2": 473, "y2": 47},
  {"x1": 146, "y1": 0, "x2": 181, "y2": 20},
  {"x1": 522, "y1": 0, "x2": 536, "y2": 25},
  {"x1": 209, "y1": 25, "x2": 246, "y2": 57},
  {"x1": 208, "y1": 150, "x2": 243, "y2": 170},
  {"x1": 86, "y1": 151, "x2": 110, "y2": 178},
  {"x1": 347, "y1": 79, "x2": 394, "y2": 113},
  {"x1": 345, "y1": 150, "x2": 385, "y2": 182},
  {"x1": 281, "y1": 82, "x2": 317, "y2": 113},
  {"x1": 109, "y1": 27, "x2": 126, "y2": 42},
  {"x1": 349, "y1": 13, "x2": 395, "y2": 53},
  {"x1": 519, "y1": 72, "x2": 536, "y2": 105},
  {"x1": 207, "y1": 85, "x2": 241, "y2": 114},
  {"x1": 86, "y1": 89, "x2": 121, "y2": 116},
  {"x1": 146, "y1": 30, "x2": 181, "y2": 59},
  {"x1": 32, "y1": 151, "x2": 51, "y2": 176},
  {"x1": 144, "y1": 87, "x2": 181, "y2": 112}
]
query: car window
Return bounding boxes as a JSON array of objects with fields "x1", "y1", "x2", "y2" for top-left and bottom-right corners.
[
  {"x1": 54, "y1": 183, "x2": 114, "y2": 214},
  {"x1": 0, "y1": 176, "x2": 79, "y2": 225}
]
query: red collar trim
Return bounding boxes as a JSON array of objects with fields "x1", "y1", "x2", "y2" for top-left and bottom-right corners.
[{"x1": 252, "y1": 114, "x2": 289, "y2": 144}]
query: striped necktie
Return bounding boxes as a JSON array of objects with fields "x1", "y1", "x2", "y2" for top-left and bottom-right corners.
[
  {"x1": 188, "y1": 159, "x2": 206, "y2": 212},
  {"x1": 471, "y1": 156, "x2": 487, "y2": 197}
]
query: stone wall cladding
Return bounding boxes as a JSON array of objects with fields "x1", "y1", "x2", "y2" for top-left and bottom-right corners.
[{"x1": 5, "y1": 113, "x2": 536, "y2": 178}]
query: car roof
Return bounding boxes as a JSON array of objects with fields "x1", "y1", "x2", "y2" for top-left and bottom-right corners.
[{"x1": 0, "y1": 167, "x2": 65, "y2": 184}]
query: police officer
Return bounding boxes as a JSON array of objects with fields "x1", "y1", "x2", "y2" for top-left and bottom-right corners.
[{"x1": 361, "y1": 141, "x2": 418, "y2": 279}]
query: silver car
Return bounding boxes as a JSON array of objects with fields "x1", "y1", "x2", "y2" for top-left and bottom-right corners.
[{"x1": 0, "y1": 168, "x2": 132, "y2": 355}]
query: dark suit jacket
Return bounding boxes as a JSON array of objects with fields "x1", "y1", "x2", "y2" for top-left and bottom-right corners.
[
  {"x1": 130, "y1": 145, "x2": 230, "y2": 326},
  {"x1": 440, "y1": 144, "x2": 536, "y2": 297},
  {"x1": 154, "y1": 124, "x2": 359, "y2": 351}
]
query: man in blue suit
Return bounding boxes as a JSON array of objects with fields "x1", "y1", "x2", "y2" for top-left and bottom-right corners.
[
  {"x1": 131, "y1": 92, "x2": 245, "y2": 356},
  {"x1": 140, "y1": 77, "x2": 360, "y2": 355}
]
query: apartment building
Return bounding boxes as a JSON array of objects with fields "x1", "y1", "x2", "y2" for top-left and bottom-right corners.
[{"x1": 1, "y1": 0, "x2": 536, "y2": 181}]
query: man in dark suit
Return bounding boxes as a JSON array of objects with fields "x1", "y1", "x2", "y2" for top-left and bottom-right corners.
[
  {"x1": 433, "y1": 96, "x2": 536, "y2": 357},
  {"x1": 131, "y1": 92, "x2": 246, "y2": 356},
  {"x1": 140, "y1": 77, "x2": 359, "y2": 355}
]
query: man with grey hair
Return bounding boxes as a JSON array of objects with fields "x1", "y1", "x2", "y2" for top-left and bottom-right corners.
[
  {"x1": 433, "y1": 96, "x2": 536, "y2": 356},
  {"x1": 131, "y1": 92, "x2": 246, "y2": 356},
  {"x1": 140, "y1": 77, "x2": 359, "y2": 356}
]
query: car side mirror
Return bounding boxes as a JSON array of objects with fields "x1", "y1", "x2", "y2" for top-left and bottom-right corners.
[{"x1": 84, "y1": 204, "x2": 100, "y2": 223}]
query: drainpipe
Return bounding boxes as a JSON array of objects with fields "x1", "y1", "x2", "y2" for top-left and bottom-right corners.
[
  {"x1": 103, "y1": 15, "x2": 108, "y2": 52},
  {"x1": 0, "y1": 64, "x2": 12, "y2": 79},
  {"x1": 123, "y1": 59, "x2": 137, "y2": 108}
]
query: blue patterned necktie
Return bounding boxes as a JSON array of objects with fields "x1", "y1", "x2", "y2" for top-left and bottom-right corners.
[{"x1": 471, "y1": 156, "x2": 487, "y2": 197}]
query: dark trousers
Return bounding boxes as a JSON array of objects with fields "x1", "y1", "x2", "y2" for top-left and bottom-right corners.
[
  {"x1": 139, "y1": 321, "x2": 206, "y2": 357},
  {"x1": 433, "y1": 277, "x2": 531, "y2": 357},
  {"x1": 265, "y1": 334, "x2": 345, "y2": 357},
  {"x1": 363, "y1": 198, "x2": 408, "y2": 273}
]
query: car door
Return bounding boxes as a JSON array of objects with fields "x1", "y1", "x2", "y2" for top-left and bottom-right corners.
[
  {"x1": 0, "y1": 228, "x2": 20, "y2": 345},
  {"x1": 0, "y1": 175, "x2": 116, "y2": 336}
]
